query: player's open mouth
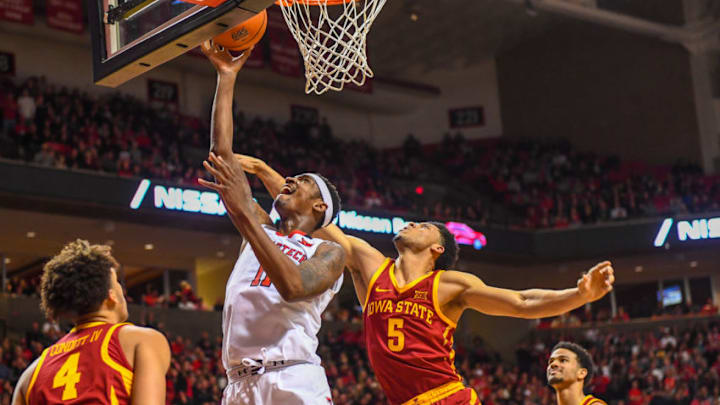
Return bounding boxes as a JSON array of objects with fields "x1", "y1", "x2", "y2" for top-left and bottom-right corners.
[{"x1": 280, "y1": 185, "x2": 295, "y2": 195}]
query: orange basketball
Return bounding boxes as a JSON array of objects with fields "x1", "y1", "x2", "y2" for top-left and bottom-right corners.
[{"x1": 213, "y1": 10, "x2": 267, "y2": 51}]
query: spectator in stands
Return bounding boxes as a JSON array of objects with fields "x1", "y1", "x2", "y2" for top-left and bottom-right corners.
[
  {"x1": 613, "y1": 307, "x2": 630, "y2": 322},
  {"x1": 1, "y1": 75, "x2": 720, "y2": 230},
  {"x1": 1, "y1": 92, "x2": 17, "y2": 135},
  {"x1": 16, "y1": 89, "x2": 35, "y2": 123}
]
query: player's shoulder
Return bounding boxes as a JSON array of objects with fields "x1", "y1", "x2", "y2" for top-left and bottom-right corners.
[
  {"x1": 439, "y1": 270, "x2": 483, "y2": 286},
  {"x1": 118, "y1": 324, "x2": 169, "y2": 348},
  {"x1": 438, "y1": 271, "x2": 487, "y2": 304}
]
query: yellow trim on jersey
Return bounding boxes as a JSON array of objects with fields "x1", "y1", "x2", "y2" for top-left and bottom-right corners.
[
  {"x1": 432, "y1": 270, "x2": 457, "y2": 328},
  {"x1": 25, "y1": 348, "x2": 50, "y2": 404},
  {"x1": 582, "y1": 395, "x2": 607, "y2": 405},
  {"x1": 101, "y1": 323, "x2": 134, "y2": 395},
  {"x1": 70, "y1": 321, "x2": 107, "y2": 333},
  {"x1": 363, "y1": 258, "x2": 391, "y2": 311},
  {"x1": 401, "y1": 381, "x2": 465, "y2": 405},
  {"x1": 110, "y1": 386, "x2": 119, "y2": 405},
  {"x1": 470, "y1": 389, "x2": 479, "y2": 404},
  {"x1": 389, "y1": 262, "x2": 435, "y2": 293}
]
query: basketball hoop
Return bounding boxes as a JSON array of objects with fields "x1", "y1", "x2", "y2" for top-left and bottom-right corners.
[{"x1": 276, "y1": 0, "x2": 386, "y2": 95}]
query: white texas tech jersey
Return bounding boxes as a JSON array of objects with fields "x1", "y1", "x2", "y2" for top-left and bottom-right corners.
[{"x1": 222, "y1": 225, "x2": 343, "y2": 369}]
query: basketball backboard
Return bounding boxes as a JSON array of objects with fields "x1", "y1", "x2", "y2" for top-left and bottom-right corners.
[{"x1": 88, "y1": 0, "x2": 275, "y2": 87}]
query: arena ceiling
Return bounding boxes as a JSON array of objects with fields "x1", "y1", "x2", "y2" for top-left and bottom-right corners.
[{"x1": 367, "y1": 0, "x2": 717, "y2": 76}]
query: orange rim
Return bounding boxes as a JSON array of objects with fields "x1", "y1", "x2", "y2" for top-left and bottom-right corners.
[{"x1": 275, "y1": 0, "x2": 355, "y2": 6}]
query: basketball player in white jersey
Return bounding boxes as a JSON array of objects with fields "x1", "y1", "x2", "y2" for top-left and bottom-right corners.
[{"x1": 197, "y1": 41, "x2": 346, "y2": 404}]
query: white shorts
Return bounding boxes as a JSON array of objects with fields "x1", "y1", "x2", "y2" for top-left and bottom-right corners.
[{"x1": 222, "y1": 363, "x2": 333, "y2": 405}]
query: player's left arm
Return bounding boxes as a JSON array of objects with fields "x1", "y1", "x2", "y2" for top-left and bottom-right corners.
[
  {"x1": 10, "y1": 358, "x2": 38, "y2": 405},
  {"x1": 199, "y1": 42, "x2": 273, "y2": 227},
  {"x1": 235, "y1": 154, "x2": 285, "y2": 197},
  {"x1": 441, "y1": 261, "x2": 614, "y2": 320},
  {"x1": 201, "y1": 40, "x2": 252, "y2": 161},
  {"x1": 124, "y1": 326, "x2": 171, "y2": 405}
]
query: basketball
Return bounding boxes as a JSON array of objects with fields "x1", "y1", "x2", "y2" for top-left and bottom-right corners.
[{"x1": 213, "y1": 10, "x2": 267, "y2": 52}]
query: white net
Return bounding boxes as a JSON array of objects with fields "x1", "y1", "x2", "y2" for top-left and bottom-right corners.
[{"x1": 277, "y1": 0, "x2": 386, "y2": 95}]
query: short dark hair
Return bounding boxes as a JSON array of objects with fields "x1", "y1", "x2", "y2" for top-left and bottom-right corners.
[
  {"x1": 310, "y1": 173, "x2": 341, "y2": 230},
  {"x1": 552, "y1": 341, "x2": 595, "y2": 387},
  {"x1": 429, "y1": 222, "x2": 459, "y2": 270},
  {"x1": 41, "y1": 239, "x2": 120, "y2": 320}
]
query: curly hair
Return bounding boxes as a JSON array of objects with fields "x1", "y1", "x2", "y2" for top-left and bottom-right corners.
[
  {"x1": 429, "y1": 222, "x2": 459, "y2": 270},
  {"x1": 40, "y1": 239, "x2": 120, "y2": 320}
]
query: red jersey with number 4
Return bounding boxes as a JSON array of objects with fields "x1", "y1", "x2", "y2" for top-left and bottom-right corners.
[
  {"x1": 363, "y1": 258, "x2": 464, "y2": 405},
  {"x1": 26, "y1": 322, "x2": 134, "y2": 405}
]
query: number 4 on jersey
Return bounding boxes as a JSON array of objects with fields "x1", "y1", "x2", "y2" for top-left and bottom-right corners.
[
  {"x1": 53, "y1": 353, "x2": 81, "y2": 400},
  {"x1": 251, "y1": 266, "x2": 272, "y2": 287}
]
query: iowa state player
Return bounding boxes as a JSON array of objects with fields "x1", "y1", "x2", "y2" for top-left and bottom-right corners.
[
  {"x1": 12, "y1": 240, "x2": 170, "y2": 405},
  {"x1": 547, "y1": 342, "x2": 607, "y2": 405},
  {"x1": 197, "y1": 42, "x2": 346, "y2": 404},
  {"x1": 235, "y1": 155, "x2": 616, "y2": 405}
]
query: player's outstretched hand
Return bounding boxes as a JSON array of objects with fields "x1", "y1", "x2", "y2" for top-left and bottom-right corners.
[
  {"x1": 201, "y1": 40, "x2": 253, "y2": 76},
  {"x1": 235, "y1": 154, "x2": 267, "y2": 174},
  {"x1": 577, "y1": 261, "x2": 615, "y2": 303},
  {"x1": 199, "y1": 152, "x2": 253, "y2": 216}
]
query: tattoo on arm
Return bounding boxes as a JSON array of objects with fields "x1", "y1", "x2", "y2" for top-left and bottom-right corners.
[{"x1": 297, "y1": 242, "x2": 346, "y2": 297}]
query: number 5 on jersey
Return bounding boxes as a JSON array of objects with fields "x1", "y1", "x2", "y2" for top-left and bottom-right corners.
[
  {"x1": 388, "y1": 318, "x2": 404, "y2": 352},
  {"x1": 53, "y1": 353, "x2": 81, "y2": 400}
]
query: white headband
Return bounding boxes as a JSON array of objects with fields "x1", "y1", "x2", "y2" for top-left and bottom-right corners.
[{"x1": 300, "y1": 173, "x2": 334, "y2": 228}]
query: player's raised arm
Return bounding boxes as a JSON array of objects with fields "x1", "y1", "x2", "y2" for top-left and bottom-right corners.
[
  {"x1": 200, "y1": 43, "x2": 272, "y2": 225},
  {"x1": 441, "y1": 261, "x2": 614, "y2": 320},
  {"x1": 122, "y1": 326, "x2": 171, "y2": 405},
  {"x1": 235, "y1": 154, "x2": 285, "y2": 197},
  {"x1": 201, "y1": 40, "x2": 253, "y2": 161}
]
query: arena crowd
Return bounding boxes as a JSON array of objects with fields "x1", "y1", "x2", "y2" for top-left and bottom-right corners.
[{"x1": 2, "y1": 77, "x2": 719, "y2": 230}]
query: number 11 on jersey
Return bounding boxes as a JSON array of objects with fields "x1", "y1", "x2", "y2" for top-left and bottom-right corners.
[{"x1": 251, "y1": 265, "x2": 272, "y2": 287}]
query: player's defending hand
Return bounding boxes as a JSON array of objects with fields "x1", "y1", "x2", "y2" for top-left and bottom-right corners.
[
  {"x1": 199, "y1": 152, "x2": 254, "y2": 217},
  {"x1": 235, "y1": 154, "x2": 267, "y2": 174},
  {"x1": 577, "y1": 261, "x2": 615, "y2": 303},
  {"x1": 201, "y1": 40, "x2": 253, "y2": 77}
]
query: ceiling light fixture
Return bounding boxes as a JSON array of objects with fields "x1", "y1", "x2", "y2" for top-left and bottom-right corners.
[
  {"x1": 144, "y1": 243, "x2": 154, "y2": 251},
  {"x1": 634, "y1": 266, "x2": 643, "y2": 273},
  {"x1": 26, "y1": 231, "x2": 36, "y2": 238}
]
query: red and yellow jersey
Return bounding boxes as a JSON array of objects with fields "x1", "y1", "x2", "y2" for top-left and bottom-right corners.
[
  {"x1": 581, "y1": 395, "x2": 608, "y2": 405},
  {"x1": 363, "y1": 258, "x2": 469, "y2": 405},
  {"x1": 26, "y1": 322, "x2": 134, "y2": 405}
]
